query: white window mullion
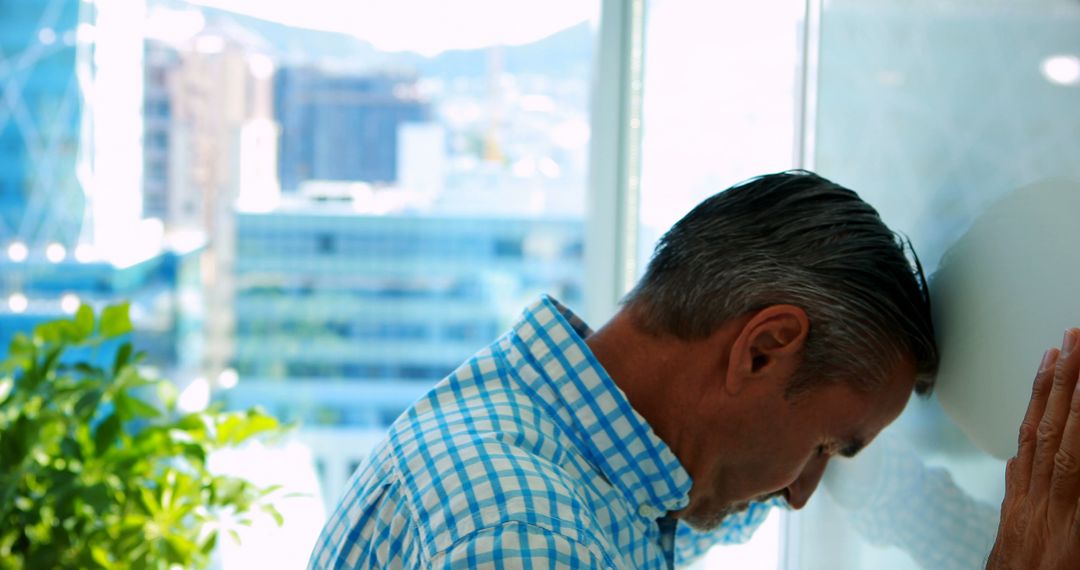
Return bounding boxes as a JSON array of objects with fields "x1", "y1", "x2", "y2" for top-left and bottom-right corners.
[{"x1": 585, "y1": 0, "x2": 647, "y2": 326}]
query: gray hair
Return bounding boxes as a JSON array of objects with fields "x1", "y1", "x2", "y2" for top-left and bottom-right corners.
[{"x1": 623, "y1": 170, "x2": 938, "y2": 398}]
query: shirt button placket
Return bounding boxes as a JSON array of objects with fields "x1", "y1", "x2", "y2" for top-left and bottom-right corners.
[{"x1": 657, "y1": 515, "x2": 678, "y2": 570}]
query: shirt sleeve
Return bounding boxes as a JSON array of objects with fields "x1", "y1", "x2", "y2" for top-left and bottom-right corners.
[
  {"x1": 432, "y1": 522, "x2": 613, "y2": 569},
  {"x1": 309, "y1": 476, "x2": 427, "y2": 570}
]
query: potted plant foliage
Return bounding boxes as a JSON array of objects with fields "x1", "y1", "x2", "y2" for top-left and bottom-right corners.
[{"x1": 0, "y1": 303, "x2": 285, "y2": 569}]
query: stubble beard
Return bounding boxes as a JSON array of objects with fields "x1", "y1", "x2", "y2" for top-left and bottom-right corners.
[{"x1": 682, "y1": 492, "x2": 784, "y2": 532}]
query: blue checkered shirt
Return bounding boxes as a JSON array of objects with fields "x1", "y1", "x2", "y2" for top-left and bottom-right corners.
[{"x1": 309, "y1": 296, "x2": 775, "y2": 569}]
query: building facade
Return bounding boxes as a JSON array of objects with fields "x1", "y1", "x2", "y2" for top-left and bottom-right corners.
[
  {"x1": 141, "y1": 21, "x2": 279, "y2": 379},
  {"x1": 0, "y1": 0, "x2": 197, "y2": 378},
  {"x1": 224, "y1": 193, "x2": 584, "y2": 428},
  {"x1": 275, "y1": 69, "x2": 431, "y2": 191},
  {"x1": 0, "y1": 0, "x2": 85, "y2": 250}
]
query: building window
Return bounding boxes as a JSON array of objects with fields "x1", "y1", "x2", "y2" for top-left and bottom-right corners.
[
  {"x1": 494, "y1": 238, "x2": 523, "y2": 258},
  {"x1": 316, "y1": 233, "x2": 336, "y2": 254}
]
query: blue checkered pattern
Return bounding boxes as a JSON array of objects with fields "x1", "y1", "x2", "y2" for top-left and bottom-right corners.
[{"x1": 309, "y1": 296, "x2": 777, "y2": 569}]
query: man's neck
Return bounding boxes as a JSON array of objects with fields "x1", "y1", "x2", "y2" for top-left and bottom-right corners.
[{"x1": 585, "y1": 310, "x2": 697, "y2": 471}]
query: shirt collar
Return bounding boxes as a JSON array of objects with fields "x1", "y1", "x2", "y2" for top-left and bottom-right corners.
[{"x1": 502, "y1": 295, "x2": 692, "y2": 515}]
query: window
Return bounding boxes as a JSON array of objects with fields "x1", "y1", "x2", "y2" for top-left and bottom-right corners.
[
  {"x1": 315, "y1": 232, "x2": 336, "y2": 254},
  {"x1": 15, "y1": 0, "x2": 1027, "y2": 567},
  {"x1": 2, "y1": 2, "x2": 597, "y2": 566},
  {"x1": 494, "y1": 237, "x2": 524, "y2": 258},
  {"x1": 793, "y1": 2, "x2": 1080, "y2": 569}
]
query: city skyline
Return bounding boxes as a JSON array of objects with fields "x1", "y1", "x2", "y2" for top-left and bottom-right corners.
[{"x1": 0, "y1": 2, "x2": 596, "y2": 531}]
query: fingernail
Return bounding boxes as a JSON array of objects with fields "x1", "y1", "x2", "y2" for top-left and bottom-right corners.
[
  {"x1": 1041, "y1": 349, "x2": 1055, "y2": 370},
  {"x1": 1063, "y1": 330, "x2": 1077, "y2": 355}
]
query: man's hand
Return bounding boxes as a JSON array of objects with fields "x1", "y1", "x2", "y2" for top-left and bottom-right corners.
[{"x1": 987, "y1": 328, "x2": 1080, "y2": 569}]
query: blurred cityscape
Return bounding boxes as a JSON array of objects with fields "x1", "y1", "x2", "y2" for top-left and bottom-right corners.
[{"x1": 0, "y1": 0, "x2": 593, "y2": 540}]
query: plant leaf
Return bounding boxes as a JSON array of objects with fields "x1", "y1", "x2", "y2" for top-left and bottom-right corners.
[
  {"x1": 82, "y1": 482, "x2": 112, "y2": 514},
  {"x1": 112, "y1": 342, "x2": 133, "y2": 377},
  {"x1": 179, "y1": 443, "x2": 207, "y2": 467},
  {"x1": 174, "y1": 413, "x2": 207, "y2": 437},
  {"x1": 74, "y1": 304, "x2": 95, "y2": 339},
  {"x1": 200, "y1": 530, "x2": 218, "y2": 555},
  {"x1": 157, "y1": 380, "x2": 178, "y2": 412},
  {"x1": 261, "y1": 503, "x2": 284, "y2": 527},
  {"x1": 59, "y1": 436, "x2": 83, "y2": 462},
  {"x1": 93, "y1": 413, "x2": 122, "y2": 455},
  {"x1": 163, "y1": 534, "x2": 196, "y2": 563},
  {"x1": 0, "y1": 414, "x2": 32, "y2": 466},
  {"x1": 99, "y1": 303, "x2": 133, "y2": 338},
  {"x1": 91, "y1": 545, "x2": 112, "y2": 568},
  {"x1": 137, "y1": 486, "x2": 160, "y2": 516},
  {"x1": 125, "y1": 394, "x2": 161, "y2": 419},
  {"x1": 74, "y1": 388, "x2": 104, "y2": 420}
]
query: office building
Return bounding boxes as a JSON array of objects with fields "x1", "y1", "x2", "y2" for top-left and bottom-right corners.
[
  {"x1": 223, "y1": 188, "x2": 583, "y2": 424},
  {"x1": 0, "y1": 0, "x2": 198, "y2": 377},
  {"x1": 0, "y1": 0, "x2": 84, "y2": 250},
  {"x1": 275, "y1": 69, "x2": 431, "y2": 191},
  {"x1": 142, "y1": 16, "x2": 279, "y2": 378}
]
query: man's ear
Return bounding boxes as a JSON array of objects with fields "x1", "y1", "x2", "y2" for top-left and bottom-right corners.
[{"x1": 723, "y1": 305, "x2": 809, "y2": 396}]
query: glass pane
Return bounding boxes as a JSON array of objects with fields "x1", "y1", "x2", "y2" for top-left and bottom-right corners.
[
  {"x1": 1, "y1": 0, "x2": 595, "y2": 566},
  {"x1": 796, "y1": 1, "x2": 1080, "y2": 568},
  {"x1": 639, "y1": 0, "x2": 806, "y2": 567},
  {"x1": 639, "y1": 0, "x2": 805, "y2": 260}
]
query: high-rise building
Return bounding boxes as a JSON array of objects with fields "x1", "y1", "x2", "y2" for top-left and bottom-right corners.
[
  {"x1": 223, "y1": 189, "x2": 583, "y2": 424},
  {"x1": 275, "y1": 69, "x2": 431, "y2": 191},
  {"x1": 141, "y1": 30, "x2": 276, "y2": 234},
  {"x1": 142, "y1": 39, "x2": 180, "y2": 223},
  {"x1": 0, "y1": 0, "x2": 198, "y2": 378},
  {"x1": 141, "y1": 16, "x2": 280, "y2": 379},
  {"x1": 0, "y1": 0, "x2": 85, "y2": 250},
  {"x1": 1, "y1": 0, "x2": 146, "y2": 253}
]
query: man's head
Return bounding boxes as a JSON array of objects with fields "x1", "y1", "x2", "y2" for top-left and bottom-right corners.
[
  {"x1": 624, "y1": 169, "x2": 938, "y2": 398},
  {"x1": 610, "y1": 170, "x2": 939, "y2": 529}
]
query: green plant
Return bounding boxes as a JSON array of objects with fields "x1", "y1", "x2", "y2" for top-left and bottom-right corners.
[{"x1": 0, "y1": 303, "x2": 285, "y2": 569}]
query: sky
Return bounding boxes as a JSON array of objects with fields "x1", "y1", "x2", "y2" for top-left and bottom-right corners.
[{"x1": 186, "y1": 0, "x2": 596, "y2": 55}]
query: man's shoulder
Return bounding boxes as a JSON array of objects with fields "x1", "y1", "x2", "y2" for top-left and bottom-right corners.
[
  {"x1": 384, "y1": 379, "x2": 608, "y2": 556},
  {"x1": 403, "y1": 426, "x2": 610, "y2": 556},
  {"x1": 387, "y1": 342, "x2": 562, "y2": 469}
]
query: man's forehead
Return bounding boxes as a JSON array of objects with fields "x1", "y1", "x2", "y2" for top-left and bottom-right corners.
[{"x1": 829, "y1": 367, "x2": 912, "y2": 449}]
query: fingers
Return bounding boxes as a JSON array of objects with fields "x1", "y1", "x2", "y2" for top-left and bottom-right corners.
[
  {"x1": 1013, "y1": 347, "x2": 1059, "y2": 492},
  {"x1": 1051, "y1": 340, "x2": 1080, "y2": 510},
  {"x1": 1031, "y1": 329, "x2": 1080, "y2": 496}
]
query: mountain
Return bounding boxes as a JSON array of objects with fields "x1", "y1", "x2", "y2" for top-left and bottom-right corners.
[
  {"x1": 166, "y1": 1, "x2": 592, "y2": 79},
  {"x1": 410, "y1": 23, "x2": 593, "y2": 80},
  {"x1": 196, "y1": 5, "x2": 403, "y2": 71}
]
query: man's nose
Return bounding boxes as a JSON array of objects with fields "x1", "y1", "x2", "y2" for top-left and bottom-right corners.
[{"x1": 785, "y1": 458, "x2": 829, "y2": 510}]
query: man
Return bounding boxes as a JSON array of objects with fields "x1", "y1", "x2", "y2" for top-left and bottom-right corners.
[{"x1": 309, "y1": 171, "x2": 1080, "y2": 568}]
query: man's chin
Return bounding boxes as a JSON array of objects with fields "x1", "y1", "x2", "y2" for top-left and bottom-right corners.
[{"x1": 681, "y1": 502, "x2": 751, "y2": 532}]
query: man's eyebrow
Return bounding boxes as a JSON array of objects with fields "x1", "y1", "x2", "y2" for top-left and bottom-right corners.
[{"x1": 840, "y1": 438, "x2": 865, "y2": 458}]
